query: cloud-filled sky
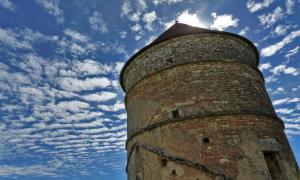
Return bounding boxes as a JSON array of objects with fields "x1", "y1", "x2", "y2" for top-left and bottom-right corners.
[{"x1": 0, "y1": 0, "x2": 299, "y2": 179}]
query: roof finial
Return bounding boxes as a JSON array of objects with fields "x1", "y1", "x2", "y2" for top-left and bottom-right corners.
[{"x1": 175, "y1": 19, "x2": 179, "y2": 24}]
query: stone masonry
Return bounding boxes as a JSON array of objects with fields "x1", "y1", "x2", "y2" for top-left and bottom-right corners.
[{"x1": 120, "y1": 23, "x2": 300, "y2": 180}]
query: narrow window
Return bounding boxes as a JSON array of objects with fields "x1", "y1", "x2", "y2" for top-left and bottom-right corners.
[
  {"x1": 160, "y1": 158, "x2": 168, "y2": 167},
  {"x1": 166, "y1": 57, "x2": 174, "y2": 64},
  {"x1": 171, "y1": 109, "x2": 180, "y2": 118},
  {"x1": 203, "y1": 138, "x2": 210, "y2": 144},
  {"x1": 136, "y1": 174, "x2": 142, "y2": 180},
  {"x1": 171, "y1": 169, "x2": 177, "y2": 176},
  {"x1": 263, "y1": 151, "x2": 284, "y2": 179}
]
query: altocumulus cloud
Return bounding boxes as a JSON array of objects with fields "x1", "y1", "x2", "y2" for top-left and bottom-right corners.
[
  {"x1": 0, "y1": 22, "x2": 127, "y2": 177},
  {"x1": 261, "y1": 30, "x2": 300, "y2": 57}
]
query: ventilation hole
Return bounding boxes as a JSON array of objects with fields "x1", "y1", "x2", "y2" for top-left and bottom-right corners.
[
  {"x1": 171, "y1": 109, "x2": 180, "y2": 118},
  {"x1": 161, "y1": 158, "x2": 168, "y2": 167},
  {"x1": 171, "y1": 169, "x2": 177, "y2": 176},
  {"x1": 135, "y1": 145, "x2": 140, "y2": 152},
  {"x1": 203, "y1": 138, "x2": 210, "y2": 144},
  {"x1": 236, "y1": 155, "x2": 243, "y2": 160},
  {"x1": 136, "y1": 174, "x2": 142, "y2": 180},
  {"x1": 166, "y1": 58, "x2": 174, "y2": 64}
]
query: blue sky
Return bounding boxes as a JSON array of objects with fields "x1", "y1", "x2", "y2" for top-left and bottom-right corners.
[{"x1": 0, "y1": 0, "x2": 299, "y2": 179}]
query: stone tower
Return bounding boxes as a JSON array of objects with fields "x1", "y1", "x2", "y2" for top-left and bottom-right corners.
[{"x1": 120, "y1": 23, "x2": 300, "y2": 180}]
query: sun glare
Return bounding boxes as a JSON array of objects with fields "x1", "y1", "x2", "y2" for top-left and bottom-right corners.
[
  {"x1": 164, "y1": 10, "x2": 208, "y2": 29},
  {"x1": 177, "y1": 10, "x2": 207, "y2": 28}
]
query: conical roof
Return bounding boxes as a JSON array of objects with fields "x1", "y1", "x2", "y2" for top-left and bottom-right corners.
[{"x1": 149, "y1": 23, "x2": 214, "y2": 47}]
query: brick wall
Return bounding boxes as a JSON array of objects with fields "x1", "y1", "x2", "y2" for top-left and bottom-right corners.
[{"x1": 122, "y1": 34, "x2": 258, "y2": 92}]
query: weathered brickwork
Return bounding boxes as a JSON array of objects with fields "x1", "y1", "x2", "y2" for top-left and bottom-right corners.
[
  {"x1": 127, "y1": 115, "x2": 298, "y2": 180},
  {"x1": 122, "y1": 34, "x2": 258, "y2": 92},
  {"x1": 121, "y1": 24, "x2": 300, "y2": 180},
  {"x1": 125, "y1": 61, "x2": 276, "y2": 137}
]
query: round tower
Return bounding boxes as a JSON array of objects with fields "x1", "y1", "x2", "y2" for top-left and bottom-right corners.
[{"x1": 120, "y1": 23, "x2": 299, "y2": 180}]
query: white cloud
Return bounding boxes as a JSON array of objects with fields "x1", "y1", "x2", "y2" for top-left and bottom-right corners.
[
  {"x1": 286, "y1": 0, "x2": 295, "y2": 14},
  {"x1": 285, "y1": 129, "x2": 300, "y2": 135},
  {"x1": 72, "y1": 59, "x2": 115, "y2": 76},
  {"x1": 0, "y1": 165, "x2": 57, "y2": 176},
  {"x1": 0, "y1": 0, "x2": 16, "y2": 11},
  {"x1": 128, "y1": 11, "x2": 141, "y2": 22},
  {"x1": 143, "y1": 11, "x2": 157, "y2": 31},
  {"x1": 35, "y1": 0, "x2": 64, "y2": 23},
  {"x1": 0, "y1": 69, "x2": 32, "y2": 86},
  {"x1": 178, "y1": 11, "x2": 207, "y2": 28},
  {"x1": 273, "y1": 98, "x2": 300, "y2": 105},
  {"x1": 261, "y1": 30, "x2": 300, "y2": 57},
  {"x1": 292, "y1": 85, "x2": 300, "y2": 92},
  {"x1": 115, "y1": 62, "x2": 125, "y2": 73},
  {"x1": 283, "y1": 66, "x2": 299, "y2": 75},
  {"x1": 276, "y1": 108, "x2": 294, "y2": 114},
  {"x1": 121, "y1": 0, "x2": 147, "y2": 23},
  {"x1": 258, "y1": 7, "x2": 284, "y2": 28},
  {"x1": 98, "y1": 101, "x2": 125, "y2": 112},
  {"x1": 82, "y1": 92, "x2": 117, "y2": 102},
  {"x1": 64, "y1": 29, "x2": 89, "y2": 43},
  {"x1": 58, "y1": 77, "x2": 112, "y2": 92},
  {"x1": 273, "y1": 98, "x2": 289, "y2": 105},
  {"x1": 246, "y1": 0, "x2": 274, "y2": 13},
  {"x1": 285, "y1": 46, "x2": 299, "y2": 59},
  {"x1": 50, "y1": 100, "x2": 90, "y2": 113},
  {"x1": 56, "y1": 36, "x2": 126, "y2": 57},
  {"x1": 259, "y1": 63, "x2": 272, "y2": 71},
  {"x1": 89, "y1": 12, "x2": 108, "y2": 33},
  {"x1": 270, "y1": 64, "x2": 287, "y2": 75},
  {"x1": 153, "y1": 0, "x2": 182, "y2": 6},
  {"x1": 0, "y1": 28, "x2": 31, "y2": 49},
  {"x1": 163, "y1": 10, "x2": 207, "y2": 29},
  {"x1": 130, "y1": 24, "x2": 142, "y2": 32},
  {"x1": 121, "y1": 0, "x2": 132, "y2": 17},
  {"x1": 119, "y1": 31, "x2": 127, "y2": 39},
  {"x1": 286, "y1": 124, "x2": 300, "y2": 132},
  {"x1": 239, "y1": 26, "x2": 250, "y2": 36},
  {"x1": 271, "y1": 86, "x2": 285, "y2": 94},
  {"x1": 273, "y1": 25, "x2": 290, "y2": 36},
  {"x1": 210, "y1": 13, "x2": 239, "y2": 31},
  {"x1": 144, "y1": 35, "x2": 156, "y2": 45},
  {"x1": 137, "y1": 0, "x2": 147, "y2": 11},
  {"x1": 270, "y1": 64, "x2": 299, "y2": 76},
  {"x1": 135, "y1": 35, "x2": 141, "y2": 40},
  {"x1": 114, "y1": 113, "x2": 127, "y2": 120},
  {"x1": 264, "y1": 75, "x2": 276, "y2": 83}
]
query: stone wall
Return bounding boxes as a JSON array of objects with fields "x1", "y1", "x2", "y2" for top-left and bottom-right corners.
[
  {"x1": 127, "y1": 115, "x2": 299, "y2": 180},
  {"x1": 123, "y1": 32, "x2": 300, "y2": 180},
  {"x1": 125, "y1": 61, "x2": 276, "y2": 137},
  {"x1": 122, "y1": 34, "x2": 258, "y2": 92}
]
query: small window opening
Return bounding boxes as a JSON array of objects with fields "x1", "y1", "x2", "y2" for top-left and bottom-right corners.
[
  {"x1": 171, "y1": 169, "x2": 177, "y2": 176},
  {"x1": 166, "y1": 58, "x2": 174, "y2": 64},
  {"x1": 203, "y1": 138, "x2": 210, "y2": 144},
  {"x1": 160, "y1": 158, "x2": 168, "y2": 167},
  {"x1": 171, "y1": 109, "x2": 180, "y2": 118},
  {"x1": 135, "y1": 145, "x2": 140, "y2": 152},
  {"x1": 136, "y1": 174, "x2": 142, "y2": 180},
  {"x1": 263, "y1": 151, "x2": 284, "y2": 180}
]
